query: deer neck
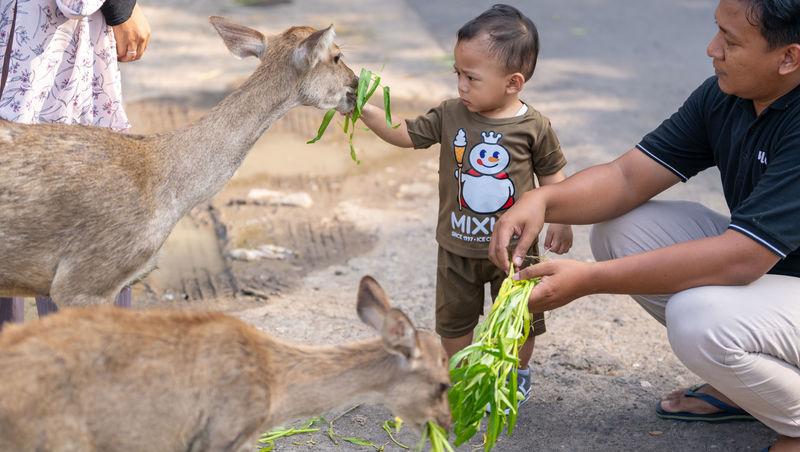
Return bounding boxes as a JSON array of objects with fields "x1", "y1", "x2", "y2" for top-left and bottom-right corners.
[
  {"x1": 268, "y1": 339, "x2": 399, "y2": 422},
  {"x1": 158, "y1": 62, "x2": 299, "y2": 216}
]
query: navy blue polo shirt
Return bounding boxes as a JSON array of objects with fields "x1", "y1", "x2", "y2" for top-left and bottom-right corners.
[{"x1": 637, "y1": 76, "x2": 800, "y2": 278}]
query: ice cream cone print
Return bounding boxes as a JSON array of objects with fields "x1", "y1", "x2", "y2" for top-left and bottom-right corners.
[{"x1": 453, "y1": 128, "x2": 467, "y2": 211}]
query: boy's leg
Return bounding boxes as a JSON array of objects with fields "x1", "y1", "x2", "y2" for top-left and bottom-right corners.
[
  {"x1": 436, "y1": 247, "x2": 485, "y2": 359},
  {"x1": 441, "y1": 333, "x2": 473, "y2": 359},
  {"x1": 0, "y1": 297, "x2": 24, "y2": 328}
]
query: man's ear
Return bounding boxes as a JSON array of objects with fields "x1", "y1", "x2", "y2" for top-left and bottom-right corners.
[
  {"x1": 506, "y1": 72, "x2": 525, "y2": 95},
  {"x1": 209, "y1": 16, "x2": 266, "y2": 60},
  {"x1": 293, "y1": 25, "x2": 335, "y2": 70},
  {"x1": 778, "y1": 43, "x2": 800, "y2": 76}
]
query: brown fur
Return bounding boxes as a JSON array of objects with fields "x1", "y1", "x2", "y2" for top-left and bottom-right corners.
[
  {"x1": 0, "y1": 17, "x2": 358, "y2": 306},
  {"x1": 0, "y1": 277, "x2": 451, "y2": 451}
]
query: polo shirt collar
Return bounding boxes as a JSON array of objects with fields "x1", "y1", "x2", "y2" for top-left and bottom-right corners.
[{"x1": 768, "y1": 81, "x2": 800, "y2": 111}]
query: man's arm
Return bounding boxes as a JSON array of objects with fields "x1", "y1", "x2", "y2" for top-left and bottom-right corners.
[
  {"x1": 518, "y1": 229, "x2": 779, "y2": 313},
  {"x1": 489, "y1": 148, "x2": 680, "y2": 270},
  {"x1": 360, "y1": 104, "x2": 414, "y2": 148}
]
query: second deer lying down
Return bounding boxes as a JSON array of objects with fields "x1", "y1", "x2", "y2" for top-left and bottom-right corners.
[
  {"x1": 0, "y1": 276, "x2": 451, "y2": 451},
  {"x1": 0, "y1": 17, "x2": 357, "y2": 306}
]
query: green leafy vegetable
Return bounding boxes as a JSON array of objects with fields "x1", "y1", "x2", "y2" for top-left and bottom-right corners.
[
  {"x1": 307, "y1": 68, "x2": 397, "y2": 163},
  {"x1": 447, "y1": 265, "x2": 538, "y2": 451}
]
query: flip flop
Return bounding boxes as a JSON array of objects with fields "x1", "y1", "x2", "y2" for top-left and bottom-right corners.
[{"x1": 655, "y1": 384, "x2": 757, "y2": 423}]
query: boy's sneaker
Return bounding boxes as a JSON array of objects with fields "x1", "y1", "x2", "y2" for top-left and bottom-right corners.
[
  {"x1": 486, "y1": 367, "x2": 532, "y2": 414},
  {"x1": 517, "y1": 368, "x2": 532, "y2": 405}
]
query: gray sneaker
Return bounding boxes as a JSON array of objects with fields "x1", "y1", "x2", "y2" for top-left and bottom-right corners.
[
  {"x1": 486, "y1": 368, "x2": 532, "y2": 414},
  {"x1": 517, "y1": 368, "x2": 532, "y2": 406}
]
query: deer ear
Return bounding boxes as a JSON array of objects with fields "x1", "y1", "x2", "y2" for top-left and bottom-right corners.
[
  {"x1": 356, "y1": 275, "x2": 391, "y2": 331},
  {"x1": 209, "y1": 16, "x2": 266, "y2": 59},
  {"x1": 381, "y1": 309, "x2": 420, "y2": 362},
  {"x1": 293, "y1": 25, "x2": 335, "y2": 70}
]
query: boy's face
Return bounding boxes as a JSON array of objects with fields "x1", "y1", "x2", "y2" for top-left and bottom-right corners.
[{"x1": 453, "y1": 36, "x2": 520, "y2": 114}]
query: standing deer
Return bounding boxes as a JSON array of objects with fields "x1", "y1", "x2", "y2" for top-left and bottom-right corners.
[
  {"x1": 0, "y1": 276, "x2": 451, "y2": 451},
  {"x1": 0, "y1": 17, "x2": 357, "y2": 306}
]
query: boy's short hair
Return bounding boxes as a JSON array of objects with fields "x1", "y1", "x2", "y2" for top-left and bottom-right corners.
[
  {"x1": 457, "y1": 4, "x2": 540, "y2": 81},
  {"x1": 743, "y1": 0, "x2": 800, "y2": 50}
]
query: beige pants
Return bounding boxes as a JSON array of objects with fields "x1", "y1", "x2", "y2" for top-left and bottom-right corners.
[{"x1": 590, "y1": 200, "x2": 800, "y2": 437}]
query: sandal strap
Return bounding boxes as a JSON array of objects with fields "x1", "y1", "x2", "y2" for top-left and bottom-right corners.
[{"x1": 684, "y1": 387, "x2": 747, "y2": 414}]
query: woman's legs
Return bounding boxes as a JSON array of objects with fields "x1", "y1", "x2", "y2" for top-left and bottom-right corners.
[{"x1": 0, "y1": 297, "x2": 24, "y2": 328}]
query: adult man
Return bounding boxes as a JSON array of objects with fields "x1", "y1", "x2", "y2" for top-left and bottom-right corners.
[{"x1": 489, "y1": 0, "x2": 800, "y2": 450}]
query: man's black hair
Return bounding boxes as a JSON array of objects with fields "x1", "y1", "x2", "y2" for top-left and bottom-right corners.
[
  {"x1": 457, "y1": 4, "x2": 539, "y2": 81},
  {"x1": 743, "y1": 0, "x2": 800, "y2": 49}
]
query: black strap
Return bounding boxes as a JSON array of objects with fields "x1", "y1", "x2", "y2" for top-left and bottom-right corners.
[{"x1": 100, "y1": 0, "x2": 137, "y2": 26}]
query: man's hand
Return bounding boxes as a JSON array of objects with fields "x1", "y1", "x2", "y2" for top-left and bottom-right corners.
[
  {"x1": 543, "y1": 223, "x2": 573, "y2": 255},
  {"x1": 113, "y1": 4, "x2": 151, "y2": 62},
  {"x1": 489, "y1": 190, "x2": 547, "y2": 272},
  {"x1": 514, "y1": 259, "x2": 596, "y2": 313}
]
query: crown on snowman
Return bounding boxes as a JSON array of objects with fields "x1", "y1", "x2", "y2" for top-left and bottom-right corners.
[{"x1": 481, "y1": 131, "x2": 503, "y2": 144}]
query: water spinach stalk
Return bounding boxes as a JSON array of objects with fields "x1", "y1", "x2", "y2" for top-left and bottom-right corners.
[
  {"x1": 448, "y1": 265, "x2": 538, "y2": 451},
  {"x1": 307, "y1": 68, "x2": 397, "y2": 163}
]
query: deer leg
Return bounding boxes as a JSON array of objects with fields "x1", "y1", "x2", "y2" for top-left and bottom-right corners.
[{"x1": 48, "y1": 262, "x2": 124, "y2": 307}]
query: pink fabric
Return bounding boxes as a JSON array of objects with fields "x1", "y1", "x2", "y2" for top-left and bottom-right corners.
[{"x1": 0, "y1": 0, "x2": 129, "y2": 130}]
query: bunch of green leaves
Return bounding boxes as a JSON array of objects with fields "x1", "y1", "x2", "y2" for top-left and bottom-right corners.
[
  {"x1": 415, "y1": 421, "x2": 454, "y2": 452},
  {"x1": 448, "y1": 266, "x2": 538, "y2": 451},
  {"x1": 307, "y1": 68, "x2": 396, "y2": 163},
  {"x1": 257, "y1": 417, "x2": 321, "y2": 451}
]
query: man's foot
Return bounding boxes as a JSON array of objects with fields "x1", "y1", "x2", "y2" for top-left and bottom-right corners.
[
  {"x1": 659, "y1": 383, "x2": 738, "y2": 415},
  {"x1": 768, "y1": 435, "x2": 800, "y2": 452},
  {"x1": 656, "y1": 383, "x2": 755, "y2": 422}
]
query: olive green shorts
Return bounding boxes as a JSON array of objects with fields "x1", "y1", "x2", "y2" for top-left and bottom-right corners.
[{"x1": 435, "y1": 246, "x2": 546, "y2": 338}]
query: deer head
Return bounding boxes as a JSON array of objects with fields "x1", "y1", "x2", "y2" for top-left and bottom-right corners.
[
  {"x1": 209, "y1": 16, "x2": 357, "y2": 113},
  {"x1": 357, "y1": 276, "x2": 452, "y2": 431}
]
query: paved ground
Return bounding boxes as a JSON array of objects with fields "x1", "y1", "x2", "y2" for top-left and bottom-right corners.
[{"x1": 121, "y1": 0, "x2": 776, "y2": 450}]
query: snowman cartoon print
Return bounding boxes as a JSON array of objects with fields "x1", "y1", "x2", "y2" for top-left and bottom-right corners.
[{"x1": 453, "y1": 129, "x2": 515, "y2": 214}]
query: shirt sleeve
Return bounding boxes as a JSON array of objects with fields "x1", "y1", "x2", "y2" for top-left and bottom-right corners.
[
  {"x1": 56, "y1": 0, "x2": 107, "y2": 19},
  {"x1": 405, "y1": 102, "x2": 444, "y2": 149},
  {"x1": 531, "y1": 116, "x2": 566, "y2": 176},
  {"x1": 729, "y1": 131, "x2": 800, "y2": 258},
  {"x1": 100, "y1": 0, "x2": 136, "y2": 26},
  {"x1": 636, "y1": 77, "x2": 716, "y2": 181}
]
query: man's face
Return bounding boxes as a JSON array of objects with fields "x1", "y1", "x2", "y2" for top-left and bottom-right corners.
[
  {"x1": 707, "y1": 0, "x2": 787, "y2": 99},
  {"x1": 453, "y1": 36, "x2": 512, "y2": 114}
]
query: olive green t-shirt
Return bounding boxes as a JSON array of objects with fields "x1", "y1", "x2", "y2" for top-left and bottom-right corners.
[{"x1": 406, "y1": 99, "x2": 566, "y2": 258}]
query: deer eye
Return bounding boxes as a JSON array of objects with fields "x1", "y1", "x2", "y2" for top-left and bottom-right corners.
[
  {"x1": 438, "y1": 383, "x2": 451, "y2": 395},
  {"x1": 333, "y1": 53, "x2": 342, "y2": 64}
]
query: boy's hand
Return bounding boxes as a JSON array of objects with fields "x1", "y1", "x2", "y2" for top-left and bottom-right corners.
[{"x1": 543, "y1": 223, "x2": 572, "y2": 255}]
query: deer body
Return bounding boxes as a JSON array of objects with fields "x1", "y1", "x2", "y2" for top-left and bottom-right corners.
[
  {"x1": 0, "y1": 17, "x2": 357, "y2": 306},
  {"x1": 0, "y1": 277, "x2": 451, "y2": 451}
]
